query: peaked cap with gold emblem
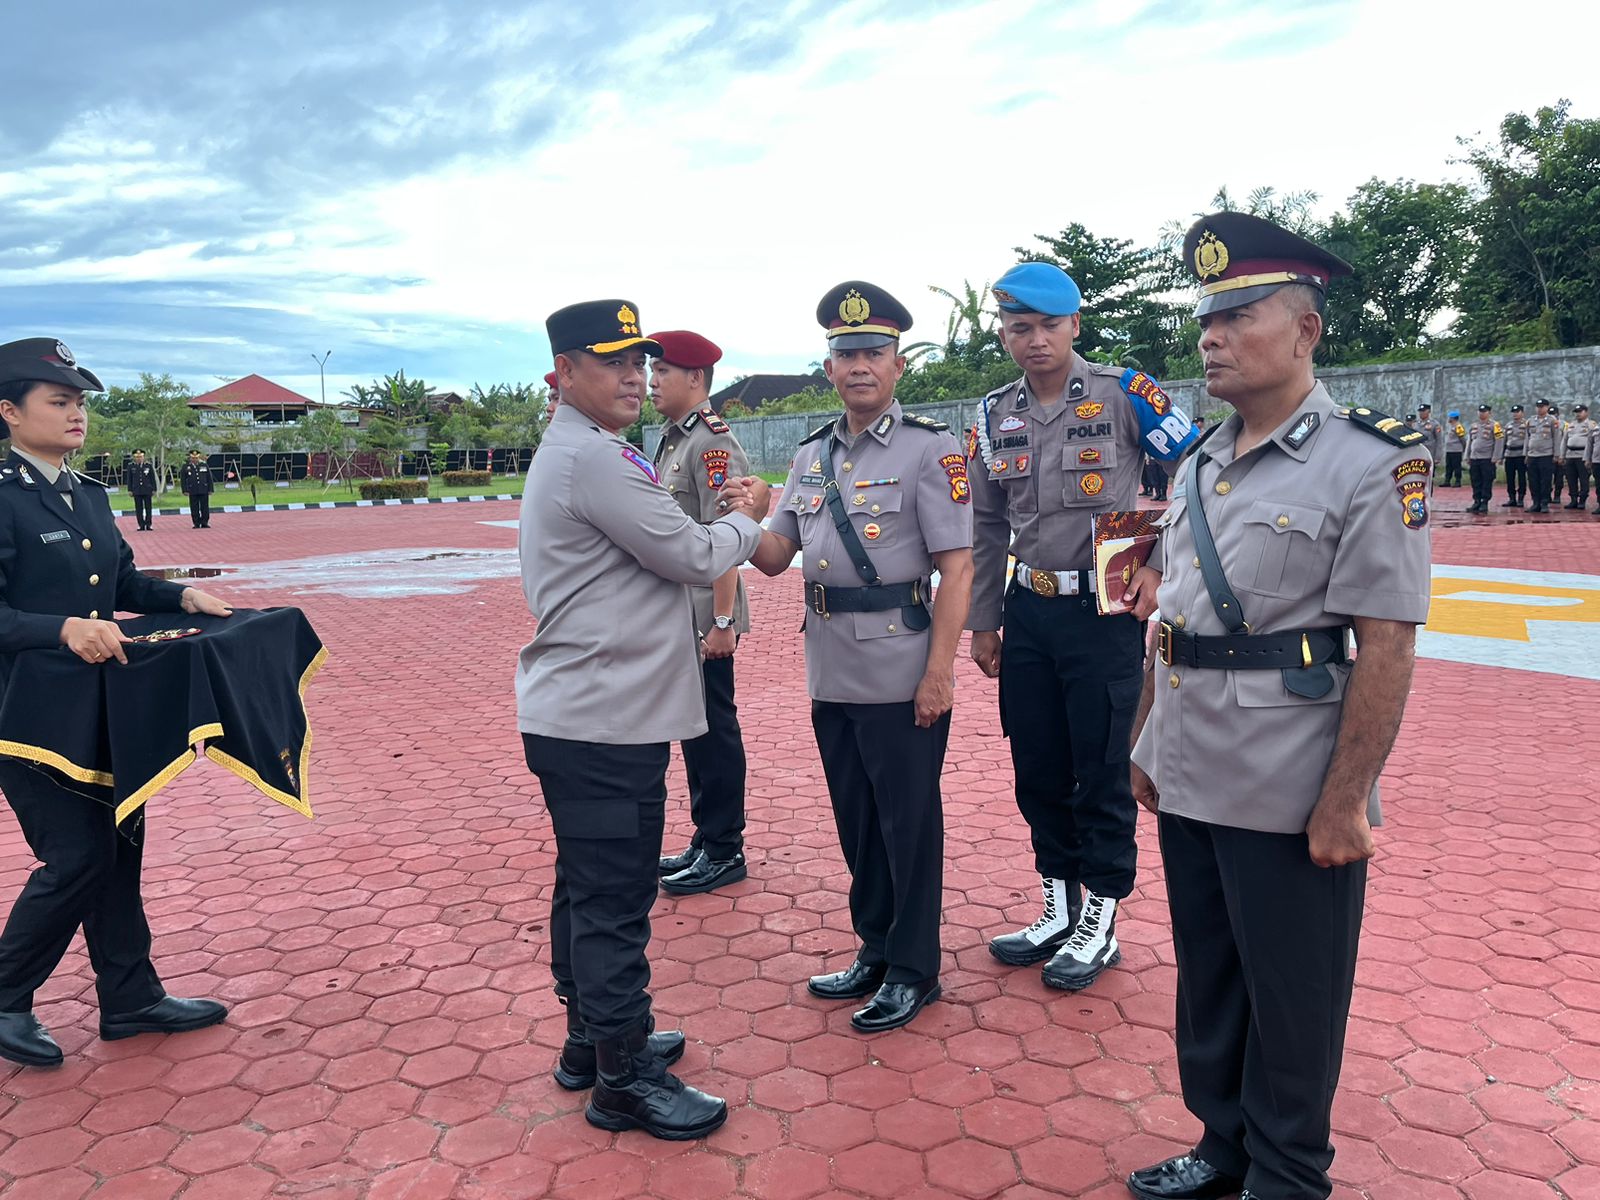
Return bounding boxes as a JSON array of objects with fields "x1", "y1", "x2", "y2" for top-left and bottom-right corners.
[
  {"x1": 546, "y1": 299, "x2": 663, "y2": 358},
  {"x1": 1182, "y1": 211, "x2": 1352, "y2": 317},
  {"x1": 816, "y1": 280, "x2": 913, "y2": 349}
]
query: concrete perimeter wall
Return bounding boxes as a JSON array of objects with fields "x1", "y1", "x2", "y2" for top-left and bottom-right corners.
[{"x1": 647, "y1": 346, "x2": 1600, "y2": 472}]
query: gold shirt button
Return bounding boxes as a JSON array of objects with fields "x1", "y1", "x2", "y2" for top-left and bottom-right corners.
[
  {"x1": 842, "y1": 461, "x2": 853, "y2": 471},
  {"x1": 82, "y1": 539, "x2": 93, "y2": 550},
  {"x1": 89, "y1": 574, "x2": 100, "y2": 585},
  {"x1": 670, "y1": 463, "x2": 679, "y2": 472},
  {"x1": 887, "y1": 624, "x2": 896, "y2": 632},
  {"x1": 89, "y1": 610, "x2": 99, "y2": 619},
  {"x1": 1168, "y1": 674, "x2": 1180, "y2": 689},
  {"x1": 1192, "y1": 556, "x2": 1201, "y2": 568},
  {"x1": 1276, "y1": 515, "x2": 1290, "y2": 528},
  {"x1": 870, "y1": 504, "x2": 881, "y2": 513},
  {"x1": 1174, "y1": 614, "x2": 1186, "y2": 628},
  {"x1": 819, "y1": 559, "x2": 829, "y2": 569},
  {"x1": 1215, "y1": 481, "x2": 1231, "y2": 495}
]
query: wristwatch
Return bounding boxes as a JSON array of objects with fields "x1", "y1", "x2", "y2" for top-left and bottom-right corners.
[{"x1": 713, "y1": 615, "x2": 735, "y2": 631}]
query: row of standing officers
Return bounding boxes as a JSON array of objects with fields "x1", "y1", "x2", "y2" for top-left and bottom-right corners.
[
  {"x1": 515, "y1": 210, "x2": 1432, "y2": 1200},
  {"x1": 1418, "y1": 401, "x2": 1598, "y2": 513}
]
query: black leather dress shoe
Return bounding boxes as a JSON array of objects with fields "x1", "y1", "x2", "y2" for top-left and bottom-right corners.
[
  {"x1": 0, "y1": 1012, "x2": 63, "y2": 1067},
  {"x1": 100, "y1": 996, "x2": 228, "y2": 1041},
  {"x1": 1127, "y1": 1154, "x2": 1244, "y2": 1200},
  {"x1": 807, "y1": 959, "x2": 887, "y2": 1001},
  {"x1": 850, "y1": 979, "x2": 941, "y2": 1033},
  {"x1": 658, "y1": 843, "x2": 699, "y2": 877},
  {"x1": 660, "y1": 850, "x2": 747, "y2": 896}
]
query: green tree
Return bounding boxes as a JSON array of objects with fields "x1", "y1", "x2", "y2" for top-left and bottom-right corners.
[
  {"x1": 903, "y1": 281, "x2": 1003, "y2": 369},
  {"x1": 289, "y1": 408, "x2": 357, "y2": 487},
  {"x1": 347, "y1": 370, "x2": 432, "y2": 427},
  {"x1": 1321, "y1": 178, "x2": 1474, "y2": 362},
  {"x1": 439, "y1": 405, "x2": 487, "y2": 452},
  {"x1": 358, "y1": 415, "x2": 409, "y2": 477},
  {"x1": 111, "y1": 373, "x2": 199, "y2": 493},
  {"x1": 1455, "y1": 100, "x2": 1600, "y2": 350}
]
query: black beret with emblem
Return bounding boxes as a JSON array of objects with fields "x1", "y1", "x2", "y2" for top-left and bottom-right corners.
[
  {"x1": 1182, "y1": 212, "x2": 1353, "y2": 317},
  {"x1": 1510, "y1": 404, "x2": 1524, "y2": 413},
  {"x1": 546, "y1": 300, "x2": 662, "y2": 359},
  {"x1": 816, "y1": 281, "x2": 913, "y2": 349},
  {"x1": 0, "y1": 337, "x2": 105, "y2": 393}
]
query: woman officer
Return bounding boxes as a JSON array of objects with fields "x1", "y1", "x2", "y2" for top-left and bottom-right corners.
[{"x1": 0, "y1": 338, "x2": 234, "y2": 1068}]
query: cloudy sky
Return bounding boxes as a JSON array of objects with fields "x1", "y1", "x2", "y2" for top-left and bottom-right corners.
[{"x1": 3, "y1": 0, "x2": 1596, "y2": 400}]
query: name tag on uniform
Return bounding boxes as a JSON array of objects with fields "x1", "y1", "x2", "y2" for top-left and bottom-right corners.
[
  {"x1": 800, "y1": 473, "x2": 825, "y2": 486},
  {"x1": 39, "y1": 530, "x2": 71, "y2": 544}
]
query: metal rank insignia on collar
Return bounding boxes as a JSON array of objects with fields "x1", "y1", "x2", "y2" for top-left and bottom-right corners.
[{"x1": 874, "y1": 414, "x2": 893, "y2": 437}]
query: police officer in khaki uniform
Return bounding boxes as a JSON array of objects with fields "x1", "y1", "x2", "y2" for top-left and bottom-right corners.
[
  {"x1": 647, "y1": 330, "x2": 754, "y2": 896},
  {"x1": 1442, "y1": 409, "x2": 1466, "y2": 486},
  {"x1": 1563, "y1": 403, "x2": 1596, "y2": 508},
  {"x1": 1126, "y1": 214, "x2": 1432, "y2": 1200},
  {"x1": 1498, "y1": 403, "x2": 1528, "y2": 507},
  {"x1": 1416, "y1": 403, "x2": 1443, "y2": 473},
  {"x1": 1590, "y1": 419, "x2": 1600, "y2": 513},
  {"x1": 967, "y1": 262, "x2": 1197, "y2": 990},
  {"x1": 1464, "y1": 404, "x2": 1501, "y2": 514},
  {"x1": 1525, "y1": 398, "x2": 1560, "y2": 512},
  {"x1": 518, "y1": 300, "x2": 768, "y2": 1140},
  {"x1": 742, "y1": 281, "x2": 973, "y2": 1034},
  {"x1": 1552, "y1": 405, "x2": 1568, "y2": 505}
]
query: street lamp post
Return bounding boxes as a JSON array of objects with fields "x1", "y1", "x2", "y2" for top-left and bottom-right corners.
[{"x1": 312, "y1": 350, "x2": 332, "y2": 407}]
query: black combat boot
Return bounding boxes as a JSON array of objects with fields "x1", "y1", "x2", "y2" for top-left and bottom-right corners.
[
  {"x1": 586, "y1": 1026, "x2": 727, "y2": 1140},
  {"x1": 554, "y1": 1001, "x2": 685, "y2": 1090}
]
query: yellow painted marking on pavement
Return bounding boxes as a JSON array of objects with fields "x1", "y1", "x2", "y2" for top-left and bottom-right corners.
[{"x1": 1427, "y1": 578, "x2": 1600, "y2": 642}]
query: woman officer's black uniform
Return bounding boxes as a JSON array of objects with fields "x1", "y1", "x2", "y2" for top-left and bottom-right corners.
[{"x1": 0, "y1": 338, "x2": 226, "y2": 1068}]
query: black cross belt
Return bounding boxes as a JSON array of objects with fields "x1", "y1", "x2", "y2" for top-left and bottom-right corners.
[
  {"x1": 1158, "y1": 622, "x2": 1350, "y2": 670},
  {"x1": 809, "y1": 579, "x2": 923, "y2": 616}
]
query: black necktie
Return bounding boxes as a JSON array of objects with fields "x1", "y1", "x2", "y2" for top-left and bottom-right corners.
[{"x1": 55, "y1": 471, "x2": 74, "y2": 508}]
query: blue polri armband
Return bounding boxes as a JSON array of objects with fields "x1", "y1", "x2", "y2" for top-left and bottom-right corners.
[{"x1": 1121, "y1": 368, "x2": 1198, "y2": 461}]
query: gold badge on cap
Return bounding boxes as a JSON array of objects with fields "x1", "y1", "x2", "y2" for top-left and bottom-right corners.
[
  {"x1": 617, "y1": 305, "x2": 639, "y2": 334},
  {"x1": 839, "y1": 289, "x2": 871, "y2": 326},
  {"x1": 1195, "y1": 231, "x2": 1229, "y2": 280}
]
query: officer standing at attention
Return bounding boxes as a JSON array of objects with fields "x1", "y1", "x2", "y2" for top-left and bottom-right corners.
[
  {"x1": 1525, "y1": 398, "x2": 1560, "y2": 513},
  {"x1": 518, "y1": 300, "x2": 768, "y2": 1139},
  {"x1": 740, "y1": 281, "x2": 973, "y2": 1033},
  {"x1": 647, "y1": 330, "x2": 754, "y2": 896},
  {"x1": 1464, "y1": 404, "x2": 1501, "y2": 515},
  {"x1": 180, "y1": 449, "x2": 212, "y2": 528},
  {"x1": 1442, "y1": 410, "x2": 1466, "y2": 486},
  {"x1": 1552, "y1": 405, "x2": 1568, "y2": 507},
  {"x1": 1415, "y1": 403, "x2": 1443, "y2": 474},
  {"x1": 1562, "y1": 403, "x2": 1596, "y2": 509},
  {"x1": 1498, "y1": 403, "x2": 1528, "y2": 507},
  {"x1": 967, "y1": 262, "x2": 1196, "y2": 990},
  {"x1": 1590, "y1": 417, "x2": 1600, "y2": 513},
  {"x1": 1125, "y1": 214, "x2": 1432, "y2": 1200},
  {"x1": 0, "y1": 338, "x2": 235, "y2": 1067},
  {"x1": 123, "y1": 449, "x2": 157, "y2": 531}
]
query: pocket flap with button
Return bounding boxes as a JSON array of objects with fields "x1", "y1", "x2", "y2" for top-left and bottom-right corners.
[
  {"x1": 853, "y1": 489, "x2": 903, "y2": 517},
  {"x1": 1063, "y1": 440, "x2": 1118, "y2": 471},
  {"x1": 1232, "y1": 664, "x2": 1347, "y2": 707},
  {"x1": 850, "y1": 611, "x2": 918, "y2": 640},
  {"x1": 1243, "y1": 498, "x2": 1326, "y2": 539}
]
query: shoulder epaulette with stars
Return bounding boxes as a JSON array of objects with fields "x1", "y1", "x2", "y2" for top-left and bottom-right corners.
[
  {"x1": 0, "y1": 465, "x2": 16, "y2": 487},
  {"x1": 799, "y1": 421, "x2": 834, "y2": 445},
  {"x1": 1335, "y1": 406, "x2": 1427, "y2": 448},
  {"x1": 901, "y1": 413, "x2": 950, "y2": 432},
  {"x1": 700, "y1": 406, "x2": 730, "y2": 434}
]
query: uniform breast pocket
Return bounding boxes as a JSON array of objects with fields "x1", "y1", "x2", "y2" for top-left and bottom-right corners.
[
  {"x1": 1237, "y1": 499, "x2": 1327, "y2": 598},
  {"x1": 850, "y1": 488, "x2": 902, "y2": 546},
  {"x1": 849, "y1": 611, "x2": 920, "y2": 641},
  {"x1": 990, "y1": 456, "x2": 1036, "y2": 515},
  {"x1": 1062, "y1": 440, "x2": 1118, "y2": 508}
]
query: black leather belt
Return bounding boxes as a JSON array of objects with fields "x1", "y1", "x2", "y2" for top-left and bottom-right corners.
[
  {"x1": 809, "y1": 579, "x2": 923, "y2": 616},
  {"x1": 1158, "y1": 622, "x2": 1350, "y2": 671}
]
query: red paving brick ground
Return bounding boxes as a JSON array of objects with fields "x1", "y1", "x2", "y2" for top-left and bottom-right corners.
[{"x1": 0, "y1": 494, "x2": 1597, "y2": 1199}]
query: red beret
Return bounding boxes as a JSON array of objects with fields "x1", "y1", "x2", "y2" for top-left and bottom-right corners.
[
  {"x1": 543, "y1": 371, "x2": 558, "y2": 389},
  {"x1": 647, "y1": 330, "x2": 722, "y2": 370}
]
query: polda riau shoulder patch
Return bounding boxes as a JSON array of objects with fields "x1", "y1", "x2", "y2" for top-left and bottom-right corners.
[{"x1": 1341, "y1": 406, "x2": 1427, "y2": 447}]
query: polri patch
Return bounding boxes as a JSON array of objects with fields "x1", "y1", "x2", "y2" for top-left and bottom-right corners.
[
  {"x1": 702, "y1": 448, "x2": 730, "y2": 490},
  {"x1": 1079, "y1": 472, "x2": 1105, "y2": 496},
  {"x1": 1392, "y1": 457, "x2": 1431, "y2": 531},
  {"x1": 939, "y1": 453, "x2": 970, "y2": 505},
  {"x1": 39, "y1": 529, "x2": 72, "y2": 544}
]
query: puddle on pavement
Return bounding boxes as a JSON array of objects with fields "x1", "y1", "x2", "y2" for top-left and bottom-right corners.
[
  {"x1": 142, "y1": 548, "x2": 520, "y2": 599},
  {"x1": 143, "y1": 566, "x2": 230, "y2": 581}
]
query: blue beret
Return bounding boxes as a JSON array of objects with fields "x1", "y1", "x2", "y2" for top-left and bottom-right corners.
[
  {"x1": 993, "y1": 262, "x2": 1081, "y2": 317},
  {"x1": 1448, "y1": 411, "x2": 1460, "y2": 419}
]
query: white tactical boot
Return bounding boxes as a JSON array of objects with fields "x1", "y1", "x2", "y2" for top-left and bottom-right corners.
[
  {"x1": 1041, "y1": 891, "x2": 1120, "y2": 991},
  {"x1": 988, "y1": 876, "x2": 1082, "y2": 966}
]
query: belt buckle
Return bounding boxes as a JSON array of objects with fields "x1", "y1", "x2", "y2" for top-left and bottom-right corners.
[
  {"x1": 1158, "y1": 622, "x2": 1174, "y2": 667},
  {"x1": 1030, "y1": 568, "x2": 1059, "y2": 598},
  {"x1": 810, "y1": 583, "x2": 828, "y2": 616}
]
